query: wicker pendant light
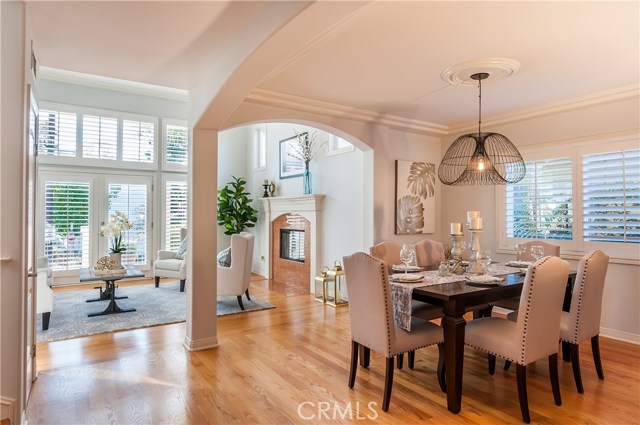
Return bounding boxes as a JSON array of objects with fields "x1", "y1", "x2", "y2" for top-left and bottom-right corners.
[{"x1": 438, "y1": 73, "x2": 526, "y2": 185}]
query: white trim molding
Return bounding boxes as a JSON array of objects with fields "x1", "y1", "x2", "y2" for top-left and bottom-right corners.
[
  {"x1": 600, "y1": 327, "x2": 640, "y2": 345},
  {"x1": 183, "y1": 335, "x2": 219, "y2": 352},
  {"x1": 1, "y1": 396, "x2": 16, "y2": 425}
]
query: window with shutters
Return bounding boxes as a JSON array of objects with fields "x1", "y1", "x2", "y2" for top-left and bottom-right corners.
[
  {"x1": 164, "y1": 176, "x2": 188, "y2": 251},
  {"x1": 83, "y1": 114, "x2": 118, "y2": 160},
  {"x1": 106, "y1": 180, "x2": 150, "y2": 266},
  {"x1": 163, "y1": 119, "x2": 188, "y2": 170},
  {"x1": 253, "y1": 126, "x2": 267, "y2": 171},
  {"x1": 43, "y1": 179, "x2": 91, "y2": 271},
  {"x1": 506, "y1": 157, "x2": 573, "y2": 240},
  {"x1": 123, "y1": 119, "x2": 155, "y2": 163},
  {"x1": 498, "y1": 135, "x2": 639, "y2": 261},
  {"x1": 583, "y1": 149, "x2": 639, "y2": 243},
  {"x1": 38, "y1": 109, "x2": 77, "y2": 157}
]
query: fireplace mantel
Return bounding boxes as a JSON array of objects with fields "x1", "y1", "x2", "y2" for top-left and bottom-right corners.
[{"x1": 260, "y1": 195, "x2": 324, "y2": 292}]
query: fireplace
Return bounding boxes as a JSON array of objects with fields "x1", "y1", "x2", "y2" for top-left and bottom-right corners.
[{"x1": 280, "y1": 229, "x2": 305, "y2": 262}]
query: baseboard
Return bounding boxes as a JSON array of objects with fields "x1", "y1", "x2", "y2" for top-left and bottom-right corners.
[
  {"x1": 183, "y1": 335, "x2": 219, "y2": 351},
  {"x1": 600, "y1": 327, "x2": 640, "y2": 345},
  {"x1": 1, "y1": 397, "x2": 16, "y2": 425}
]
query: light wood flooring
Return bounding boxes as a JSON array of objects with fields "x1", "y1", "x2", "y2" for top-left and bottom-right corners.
[{"x1": 27, "y1": 276, "x2": 640, "y2": 424}]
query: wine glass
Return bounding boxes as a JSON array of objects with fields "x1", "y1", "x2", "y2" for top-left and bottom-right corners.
[
  {"x1": 514, "y1": 243, "x2": 526, "y2": 260},
  {"x1": 478, "y1": 249, "x2": 492, "y2": 273},
  {"x1": 400, "y1": 244, "x2": 415, "y2": 275},
  {"x1": 530, "y1": 245, "x2": 544, "y2": 261}
]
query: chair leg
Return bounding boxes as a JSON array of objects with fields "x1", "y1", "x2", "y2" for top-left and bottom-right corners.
[
  {"x1": 570, "y1": 343, "x2": 584, "y2": 394},
  {"x1": 504, "y1": 360, "x2": 512, "y2": 371},
  {"x1": 154, "y1": 276, "x2": 160, "y2": 288},
  {"x1": 348, "y1": 341, "x2": 359, "y2": 389},
  {"x1": 437, "y1": 343, "x2": 446, "y2": 393},
  {"x1": 396, "y1": 353, "x2": 404, "y2": 370},
  {"x1": 488, "y1": 354, "x2": 496, "y2": 375},
  {"x1": 591, "y1": 335, "x2": 605, "y2": 380},
  {"x1": 237, "y1": 295, "x2": 245, "y2": 310},
  {"x1": 245, "y1": 289, "x2": 251, "y2": 301},
  {"x1": 408, "y1": 350, "x2": 415, "y2": 369},
  {"x1": 179, "y1": 279, "x2": 186, "y2": 292},
  {"x1": 548, "y1": 353, "x2": 562, "y2": 406},
  {"x1": 42, "y1": 312, "x2": 51, "y2": 331},
  {"x1": 359, "y1": 346, "x2": 370, "y2": 368},
  {"x1": 516, "y1": 364, "x2": 531, "y2": 424},
  {"x1": 382, "y1": 356, "x2": 395, "y2": 412}
]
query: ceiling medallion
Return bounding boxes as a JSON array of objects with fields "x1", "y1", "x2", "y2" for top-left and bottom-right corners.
[{"x1": 441, "y1": 58, "x2": 520, "y2": 86}]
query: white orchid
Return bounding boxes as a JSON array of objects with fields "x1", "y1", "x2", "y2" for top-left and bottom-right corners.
[{"x1": 100, "y1": 211, "x2": 133, "y2": 253}]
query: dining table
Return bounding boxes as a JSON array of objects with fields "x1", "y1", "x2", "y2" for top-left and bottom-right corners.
[{"x1": 390, "y1": 263, "x2": 576, "y2": 414}]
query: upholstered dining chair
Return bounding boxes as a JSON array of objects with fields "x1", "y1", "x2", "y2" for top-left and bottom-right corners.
[
  {"x1": 217, "y1": 232, "x2": 255, "y2": 310},
  {"x1": 414, "y1": 239, "x2": 446, "y2": 271},
  {"x1": 464, "y1": 256, "x2": 570, "y2": 424},
  {"x1": 153, "y1": 228, "x2": 187, "y2": 292},
  {"x1": 560, "y1": 250, "x2": 609, "y2": 393},
  {"x1": 343, "y1": 252, "x2": 445, "y2": 412}
]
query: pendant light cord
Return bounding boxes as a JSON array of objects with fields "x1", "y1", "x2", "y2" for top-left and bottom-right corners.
[{"x1": 478, "y1": 77, "x2": 482, "y2": 137}]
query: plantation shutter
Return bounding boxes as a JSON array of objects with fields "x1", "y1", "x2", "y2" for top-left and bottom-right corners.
[
  {"x1": 165, "y1": 124, "x2": 188, "y2": 166},
  {"x1": 123, "y1": 119, "x2": 155, "y2": 163},
  {"x1": 107, "y1": 183, "x2": 148, "y2": 265},
  {"x1": 43, "y1": 181, "x2": 90, "y2": 270},
  {"x1": 506, "y1": 157, "x2": 573, "y2": 239},
  {"x1": 165, "y1": 180, "x2": 188, "y2": 251},
  {"x1": 583, "y1": 149, "x2": 640, "y2": 243},
  {"x1": 83, "y1": 114, "x2": 118, "y2": 160},
  {"x1": 38, "y1": 109, "x2": 77, "y2": 157}
]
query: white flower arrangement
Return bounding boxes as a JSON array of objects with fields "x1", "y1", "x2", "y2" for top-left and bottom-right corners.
[
  {"x1": 100, "y1": 211, "x2": 133, "y2": 253},
  {"x1": 288, "y1": 130, "x2": 327, "y2": 166}
]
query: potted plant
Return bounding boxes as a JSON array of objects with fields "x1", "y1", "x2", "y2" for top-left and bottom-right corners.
[{"x1": 217, "y1": 176, "x2": 258, "y2": 235}]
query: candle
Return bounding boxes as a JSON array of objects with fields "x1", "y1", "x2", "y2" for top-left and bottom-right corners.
[
  {"x1": 470, "y1": 217, "x2": 483, "y2": 230},
  {"x1": 263, "y1": 179, "x2": 269, "y2": 185},
  {"x1": 450, "y1": 222, "x2": 462, "y2": 235},
  {"x1": 467, "y1": 210, "x2": 480, "y2": 225}
]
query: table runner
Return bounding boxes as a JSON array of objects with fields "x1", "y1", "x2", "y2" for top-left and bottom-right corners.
[{"x1": 391, "y1": 263, "x2": 525, "y2": 331}]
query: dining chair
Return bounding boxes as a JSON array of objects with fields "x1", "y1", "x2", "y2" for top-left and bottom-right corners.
[
  {"x1": 343, "y1": 252, "x2": 445, "y2": 412},
  {"x1": 414, "y1": 239, "x2": 446, "y2": 271},
  {"x1": 559, "y1": 250, "x2": 609, "y2": 393},
  {"x1": 464, "y1": 256, "x2": 570, "y2": 423}
]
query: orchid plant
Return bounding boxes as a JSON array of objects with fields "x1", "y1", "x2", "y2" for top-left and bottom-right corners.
[
  {"x1": 100, "y1": 211, "x2": 133, "y2": 253},
  {"x1": 288, "y1": 130, "x2": 327, "y2": 168}
]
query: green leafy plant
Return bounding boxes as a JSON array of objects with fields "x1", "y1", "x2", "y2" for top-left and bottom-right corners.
[{"x1": 217, "y1": 176, "x2": 258, "y2": 235}]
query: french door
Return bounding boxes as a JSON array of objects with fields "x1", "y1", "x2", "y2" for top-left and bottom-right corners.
[{"x1": 38, "y1": 172, "x2": 153, "y2": 277}]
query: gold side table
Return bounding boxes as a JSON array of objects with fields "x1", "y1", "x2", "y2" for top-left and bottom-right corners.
[{"x1": 326, "y1": 268, "x2": 348, "y2": 307}]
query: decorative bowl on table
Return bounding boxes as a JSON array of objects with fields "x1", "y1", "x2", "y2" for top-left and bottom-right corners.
[
  {"x1": 94, "y1": 255, "x2": 126, "y2": 277},
  {"x1": 392, "y1": 264, "x2": 422, "y2": 272},
  {"x1": 390, "y1": 273, "x2": 424, "y2": 283},
  {"x1": 464, "y1": 274, "x2": 504, "y2": 287}
]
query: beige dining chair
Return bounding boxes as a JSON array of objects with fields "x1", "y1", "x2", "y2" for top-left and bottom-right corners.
[
  {"x1": 560, "y1": 250, "x2": 609, "y2": 393},
  {"x1": 343, "y1": 252, "x2": 445, "y2": 412},
  {"x1": 464, "y1": 256, "x2": 570, "y2": 424}
]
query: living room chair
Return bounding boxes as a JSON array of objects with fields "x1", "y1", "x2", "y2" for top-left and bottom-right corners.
[
  {"x1": 217, "y1": 232, "x2": 255, "y2": 310},
  {"x1": 153, "y1": 228, "x2": 187, "y2": 292},
  {"x1": 343, "y1": 252, "x2": 445, "y2": 412},
  {"x1": 464, "y1": 256, "x2": 570, "y2": 423},
  {"x1": 37, "y1": 271, "x2": 53, "y2": 331},
  {"x1": 560, "y1": 250, "x2": 609, "y2": 393}
]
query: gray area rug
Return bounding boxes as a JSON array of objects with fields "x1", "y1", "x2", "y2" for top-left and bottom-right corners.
[{"x1": 37, "y1": 282, "x2": 275, "y2": 343}]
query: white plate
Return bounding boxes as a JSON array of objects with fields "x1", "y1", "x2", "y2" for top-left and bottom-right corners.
[
  {"x1": 392, "y1": 264, "x2": 422, "y2": 272},
  {"x1": 391, "y1": 273, "x2": 424, "y2": 283},
  {"x1": 465, "y1": 275, "x2": 504, "y2": 286},
  {"x1": 507, "y1": 261, "x2": 532, "y2": 268}
]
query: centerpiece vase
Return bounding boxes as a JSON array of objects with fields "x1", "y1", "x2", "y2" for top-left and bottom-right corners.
[
  {"x1": 303, "y1": 161, "x2": 312, "y2": 195},
  {"x1": 109, "y1": 252, "x2": 122, "y2": 268}
]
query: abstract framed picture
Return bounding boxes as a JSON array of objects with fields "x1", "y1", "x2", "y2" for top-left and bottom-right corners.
[
  {"x1": 279, "y1": 133, "x2": 306, "y2": 179},
  {"x1": 395, "y1": 160, "x2": 436, "y2": 234}
]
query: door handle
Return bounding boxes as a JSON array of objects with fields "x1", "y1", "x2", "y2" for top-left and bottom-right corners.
[{"x1": 27, "y1": 272, "x2": 37, "y2": 278}]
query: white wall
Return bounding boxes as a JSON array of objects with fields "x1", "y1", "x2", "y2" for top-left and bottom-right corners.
[{"x1": 440, "y1": 96, "x2": 640, "y2": 343}]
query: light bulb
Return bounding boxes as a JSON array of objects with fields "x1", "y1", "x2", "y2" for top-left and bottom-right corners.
[{"x1": 467, "y1": 154, "x2": 492, "y2": 172}]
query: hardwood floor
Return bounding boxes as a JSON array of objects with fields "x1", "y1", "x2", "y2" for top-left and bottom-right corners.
[{"x1": 28, "y1": 276, "x2": 640, "y2": 424}]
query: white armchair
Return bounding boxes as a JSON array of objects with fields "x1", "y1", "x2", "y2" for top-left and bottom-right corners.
[
  {"x1": 153, "y1": 228, "x2": 187, "y2": 292},
  {"x1": 37, "y1": 271, "x2": 53, "y2": 331},
  {"x1": 217, "y1": 232, "x2": 255, "y2": 310}
]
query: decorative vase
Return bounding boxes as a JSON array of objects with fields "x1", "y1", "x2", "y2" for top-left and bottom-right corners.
[
  {"x1": 109, "y1": 252, "x2": 122, "y2": 268},
  {"x1": 303, "y1": 162, "x2": 312, "y2": 195}
]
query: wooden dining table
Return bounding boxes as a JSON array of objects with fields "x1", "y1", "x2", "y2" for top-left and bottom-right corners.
[{"x1": 411, "y1": 270, "x2": 577, "y2": 414}]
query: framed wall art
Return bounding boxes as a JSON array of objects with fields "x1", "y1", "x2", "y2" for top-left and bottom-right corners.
[
  {"x1": 395, "y1": 160, "x2": 436, "y2": 234},
  {"x1": 279, "y1": 133, "x2": 306, "y2": 179}
]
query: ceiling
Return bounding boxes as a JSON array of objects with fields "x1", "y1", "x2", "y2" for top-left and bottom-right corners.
[{"x1": 28, "y1": 1, "x2": 639, "y2": 130}]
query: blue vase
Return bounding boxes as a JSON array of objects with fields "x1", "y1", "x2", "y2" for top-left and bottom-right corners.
[{"x1": 303, "y1": 168, "x2": 312, "y2": 194}]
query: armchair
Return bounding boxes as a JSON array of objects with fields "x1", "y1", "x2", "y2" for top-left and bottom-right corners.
[
  {"x1": 217, "y1": 232, "x2": 255, "y2": 310},
  {"x1": 37, "y1": 271, "x2": 53, "y2": 331},
  {"x1": 153, "y1": 228, "x2": 187, "y2": 292}
]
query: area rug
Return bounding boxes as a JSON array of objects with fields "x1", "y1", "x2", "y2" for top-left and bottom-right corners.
[{"x1": 37, "y1": 282, "x2": 275, "y2": 343}]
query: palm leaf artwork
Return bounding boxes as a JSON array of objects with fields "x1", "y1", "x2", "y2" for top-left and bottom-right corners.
[
  {"x1": 395, "y1": 160, "x2": 436, "y2": 234},
  {"x1": 407, "y1": 162, "x2": 436, "y2": 199}
]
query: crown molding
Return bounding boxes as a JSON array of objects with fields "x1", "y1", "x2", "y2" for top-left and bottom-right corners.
[
  {"x1": 246, "y1": 88, "x2": 450, "y2": 135},
  {"x1": 449, "y1": 84, "x2": 640, "y2": 134},
  {"x1": 38, "y1": 66, "x2": 189, "y2": 102}
]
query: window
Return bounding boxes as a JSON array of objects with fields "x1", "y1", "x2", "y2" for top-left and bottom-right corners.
[
  {"x1": 43, "y1": 179, "x2": 91, "y2": 271},
  {"x1": 107, "y1": 181, "x2": 150, "y2": 266},
  {"x1": 164, "y1": 119, "x2": 188, "y2": 170},
  {"x1": 506, "y1": 157, "x2": 573, "y2": 240},
  {"x1": 123, "y1": 119, "x2": 155, "y2": 163},
  {"x1": 164, "y1": 177, "x2": 188, "y2": 251},
  {"x1": 253, "y1": 127, "x2": 267, "y2": 170},
  {"x1": 583, "y1": 149, "x2": 640, "y2": 243},
  {"x1": 38, "y1": 109, "x2": 77, "y2": 157},
  {"x1": 82, "y1": 114, "x2": 118, "y2": 160},
  {"x1": 326, "y1": 134, "x2": 354, "y2": 156},
  {"x1": 499, "y1": 134, "x2": 639, "y2": 261}
]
